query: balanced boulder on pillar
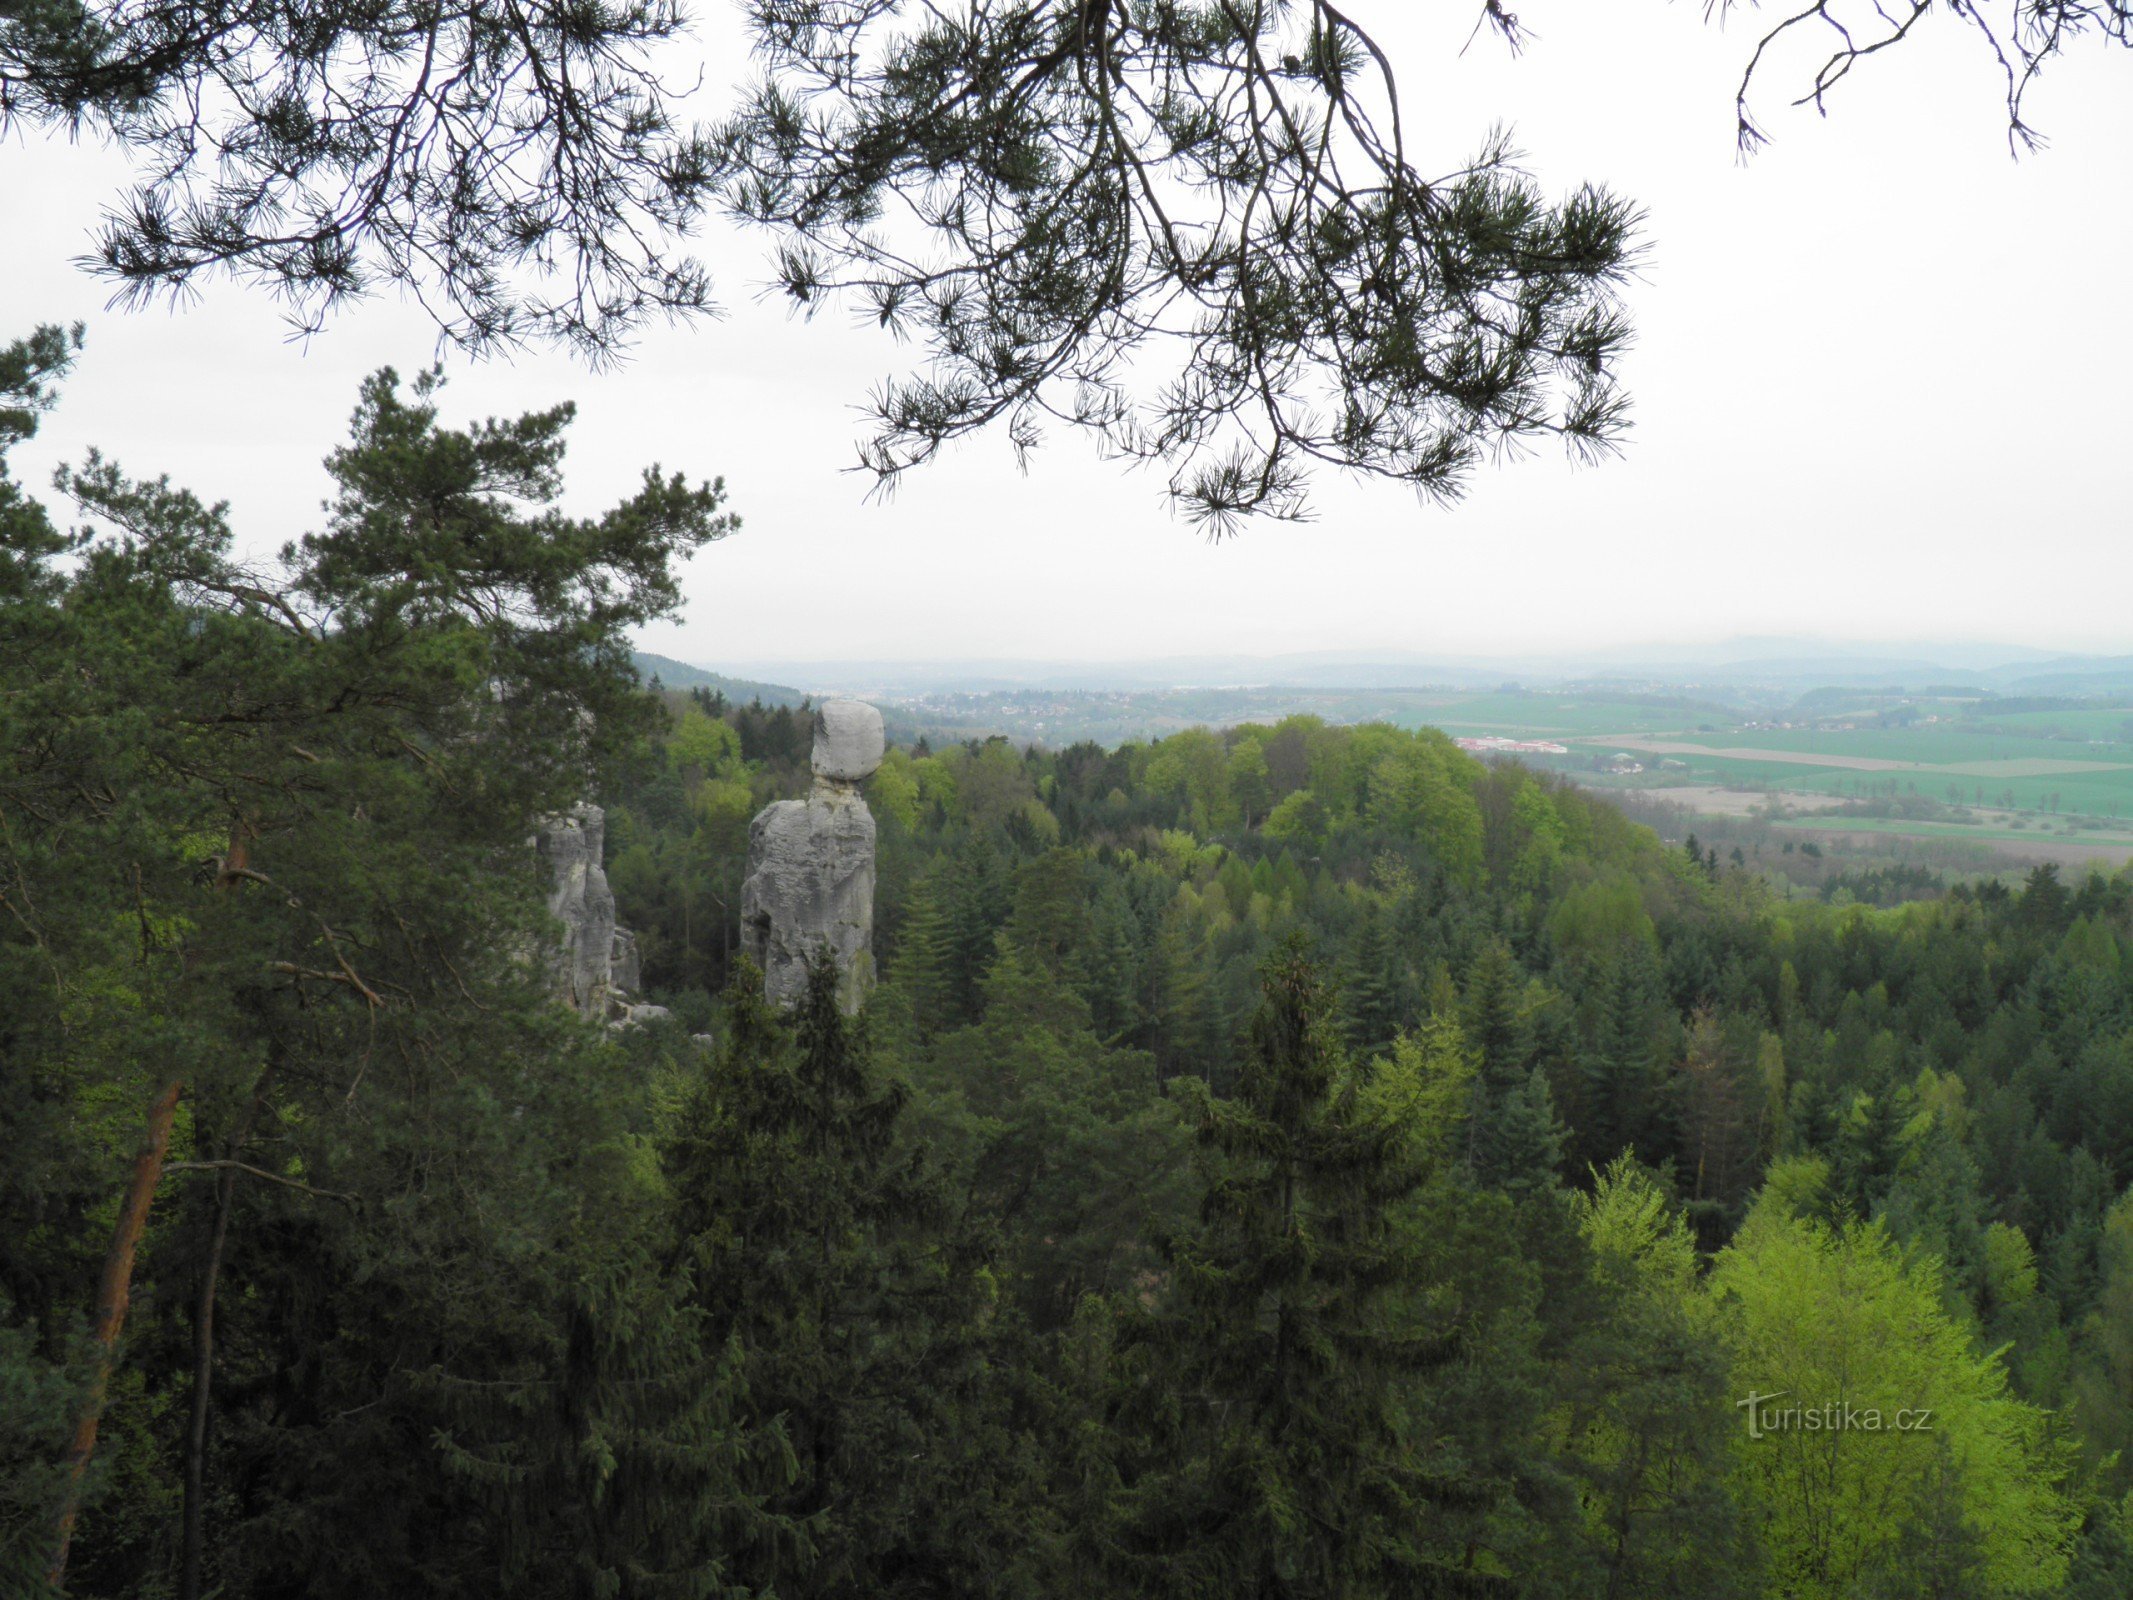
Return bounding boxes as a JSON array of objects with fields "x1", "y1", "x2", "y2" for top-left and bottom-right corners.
[{"x1": 740, "y1": 700, "x2": 884, "y2": 1012}]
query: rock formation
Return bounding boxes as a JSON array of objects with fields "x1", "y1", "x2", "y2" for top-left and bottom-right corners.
[
  {"x1": 741, "y1": 701, "x2": 883, "y2": 1012},
  {"x1": 535, "y1": 804, "x2": 669, "y2": 1026}
]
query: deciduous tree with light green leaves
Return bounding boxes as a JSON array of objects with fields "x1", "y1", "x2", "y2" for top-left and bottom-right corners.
[
  {"x1": 1712, "y1": 1183, "x2": 2080, "y2": 1600},
  {"x1": 1563, "y1": 1158, "x2": 1751, "y2": 1600}
]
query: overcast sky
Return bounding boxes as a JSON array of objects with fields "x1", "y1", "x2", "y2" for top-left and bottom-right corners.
[{"x1": 5, "y1": 4, "x2": 2127, "y2": 670}]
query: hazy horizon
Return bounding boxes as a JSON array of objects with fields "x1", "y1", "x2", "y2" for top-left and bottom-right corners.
[{"x1": 656, "y1": 634, "x2": 2122, "y2": 679}]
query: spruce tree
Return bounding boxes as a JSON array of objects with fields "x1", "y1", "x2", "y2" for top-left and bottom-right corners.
[
  {"x1": 1580, "y1": 948, "x2": 1669, "y2": 1168},
  {"x1": 666, "y1": 957, "x2": 1028, "y2": 1598},
  {"x1": 885, "y1": 864, "x2": 957, "y2": 1038},
  {"x1": 942, "y1": 833, "x2": 1013, "y2": 1028},
  {"x1": 1341, "y1": 901, "x2": 1406, "y2": 1065},
  {"x1": 1107, "y1": 944, "x2": 1437, "y2": 1599},
  {"x1": 1461, "y1": 942, "x2": 1563, "y2": 1189}
]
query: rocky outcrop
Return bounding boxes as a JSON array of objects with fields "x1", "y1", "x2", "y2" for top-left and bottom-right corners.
[
  {"x1": 741, "y1": 701, "x2": 884, "y2": 1013},
  {"x1": 536, "y1": 804, "x2": 668, "y2": 1025}
]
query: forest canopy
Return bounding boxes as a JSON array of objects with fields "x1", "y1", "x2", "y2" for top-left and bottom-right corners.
[{"x1": 6, "y1": 358, "x2": 2133, "y2": 1598}]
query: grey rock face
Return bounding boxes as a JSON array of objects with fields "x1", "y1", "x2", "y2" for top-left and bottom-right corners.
[
  {"x1": 741, "y1": 789, "x2": 877, "y2": 1010},
  {"x1": 812, "y1": 700, "x2": 886, "y2": 783},
  {"x1": 536, "y1": 805, "x2": 653, "y2": 1025},
  {"x1": 537, "y1": 804, "x2": 619, "y2": 1014},
  {"x1": 741, "y1": 700, "x2": 883, "y2": 1013},
  {"x1": 609, "y1": 928, "x2": 643, "y2": 1000}
]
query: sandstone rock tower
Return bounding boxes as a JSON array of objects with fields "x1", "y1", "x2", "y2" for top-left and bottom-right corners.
[
  {"x1": 741, "y1": 700, "x2": 883, "y2": 1013},
  {"x1": 536, "y1": 804, "x2": 666, "y2": 1025}
]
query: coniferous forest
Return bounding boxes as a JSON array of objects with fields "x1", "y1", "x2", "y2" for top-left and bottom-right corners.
[{"x1": 6, "y1": 357, "x2": 2133, "y2": 1599}]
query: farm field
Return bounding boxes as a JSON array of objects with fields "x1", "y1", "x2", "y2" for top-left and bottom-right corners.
[
  {"x1": 1385, "y1": 692, "x2": 1739, "y2": 738},
  {"x1": 865, "y1": 681, "x2": 2133, "y2": 870},
  {"x1": 1776, "y1": 822, "x2": 2133, "y2": 871},
  {"x1": 1769, "y1": 815, "x2": 2133, "y2": 848},
  {"x1": 1419, "y1": 689, "x2": 2133, "y2": 870}
]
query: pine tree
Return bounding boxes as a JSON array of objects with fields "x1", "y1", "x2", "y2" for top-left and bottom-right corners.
[{"x1": 0, "y1": 359, "x2": 734, "y2": 1598}]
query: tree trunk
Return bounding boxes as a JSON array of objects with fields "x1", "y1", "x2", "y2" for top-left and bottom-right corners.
[
  {"x1": 48, "y1": 1076, "x2": 184, "y2": 1591},
  {"x1": 179, "y1": 1059, "x2": 276, "y2": 1600},
  {"x1": 178, "y1": 1163, "x2": 239, "y2": 1600}
]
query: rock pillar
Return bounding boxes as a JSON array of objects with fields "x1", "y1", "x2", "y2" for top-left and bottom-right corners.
[
  {"x1": 740, "y1": 701, "x2": 884, "y2": 1013},
  {"x1": 535, "y1": 803, "x2": 667, "y2": 1025}
]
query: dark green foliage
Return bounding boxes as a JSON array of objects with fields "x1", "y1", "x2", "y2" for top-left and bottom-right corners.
[
  {"x1": 666, "y1": 957, "x2": 1037, "y2": 1598},
  {"x1": 1103, "y1": 945, "x2": 1443, "y2": 1599},
  {"x1": 918, "y1": 921, "x2": 1190, "y2": 1329},
  {"x1": 0, "y1": 355, "x2": 732, "y2": 1596},
  {"x1": 7, "y1": 347, "x2": 2133, "y2": 1596},
  {"x1": 1578, "y1": 945, "x2": 1672, "y2": 1168},
  {"x1": 1342, "y1": 900, "x2": 1407, "y2": 1063}
]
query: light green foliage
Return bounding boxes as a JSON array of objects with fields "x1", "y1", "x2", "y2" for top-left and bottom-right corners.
[
  {"x1": 1563, "y1": 1159, "x2": 1751, "y2": 1599},
  {"x1": 911, "y1": 752, "x2": 958, "y2": 813},
  {"x1": 692, "y1": 774, "x2": 755, "y2": 834},
  {"x1": 1757, "y1": 1155, "x2": 1837, "y2": 1226},
  {"x1": 667, "y1": 707, "x2": 742, "y2": 778},
  {"x1": 866, "y1": 747, "x2": 922, "y2": 830},
  {"x1": 2061, "y1": 916, "x2": 2123, "y2": 979},
  {"x1": 1225, "y1": 734, "x2": 1272, "y2": 825},
  {"x1": 1509, "y1": 779, "x2": 1567, "y2": 892},
  {"x1": 1548, "y1": 871, "x2": 1658, "y2": 966},
  {"x1": 1262, "y1": 788, "x2": 1327, "y2": 847},
  {"x1": 941, "y1": 738, "x2": 1036, "y2": 827},
  {"x1": 1712, "y1": 1206, "x2": 2079, "y2": 1598},
  {"x1": 1984, "y1": 1221, "x2": 2041, "y2": 1314},
  {"x1": 1362, "y1": 1011, "x2": 1475, "y2": 1177},
  {"x1": 1364, "y1": 737, "x2": 1486, "y2": 886},
  {"x1": 1143, "y1": 728, "x2": 1234, "y2": 832},
  {"x1": 2071, "y1": 1194, "x2": 2133, "y2": 1488},
  {"x1": 1577, "y1": 1157, "x2": 1699, "y2": 1302}
]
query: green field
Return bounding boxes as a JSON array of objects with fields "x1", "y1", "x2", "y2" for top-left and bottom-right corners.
[
  {"x1": 1387, "y1": 692, "x2": 1737, "y2": 738},
  {"x1": 1769, "y1": 816, "x2": 2133, "y2": 848},
  {"x1": 874, "y1": 682, "x2": 2133, "y2": 857},
  {"x1": 1411, "y1": 690, "x2": 2133, "y2": 863},
  {"x1": 1620, "y1": 753, "x2": 2133, "y2": 819}
]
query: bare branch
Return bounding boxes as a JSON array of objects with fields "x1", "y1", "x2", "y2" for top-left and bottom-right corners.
[{"x1": 165, "y1": 1160, "x2": 359, "y2": 1205}]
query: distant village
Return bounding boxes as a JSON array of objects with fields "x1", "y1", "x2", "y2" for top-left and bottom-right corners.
[
  {"x1": 1451, "y1": 735, "x2": 1570, "y2": 756},
  {"x1": 1454, "y1": 735, "x2": 1653, "y2": 775}
]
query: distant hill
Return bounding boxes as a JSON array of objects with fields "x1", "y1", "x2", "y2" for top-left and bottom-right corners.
[
  {"x1": 1995, "y1": 656, "x2": 2133, "y2": 696},
  {"x1": 630, "y1": 651, "x2": 811, "y2": 708},
  {"x1": 690, "y1": 641, "x2": 2133, "y2": 698}
]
